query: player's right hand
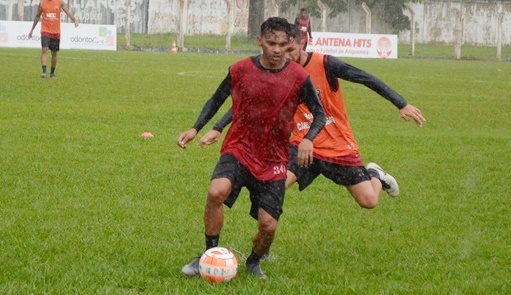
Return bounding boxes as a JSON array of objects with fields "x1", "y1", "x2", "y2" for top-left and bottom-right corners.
[
  {"x1": 199, "y1": 130, "x2": 221, "y2": 148},
  {"x1": 177, "y1": 128, "x2": 198, "y2": 149}
]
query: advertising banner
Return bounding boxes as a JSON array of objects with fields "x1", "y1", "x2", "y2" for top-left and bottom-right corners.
[
  {"x1": 0, "y1": 21, "x2": 116, "y2": 51},
  {"x1": 307, "y1": 32, "x2": 398, "y2": 59}
]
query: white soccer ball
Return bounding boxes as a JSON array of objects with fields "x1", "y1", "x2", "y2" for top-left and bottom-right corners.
[{"x1": 199, "y1": 247, "x2": 238, "y2": 283}]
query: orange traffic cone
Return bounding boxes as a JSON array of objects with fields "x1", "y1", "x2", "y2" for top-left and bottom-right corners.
[{"x1": 171, "y1": 41, "x2": 178, "y2": 54}]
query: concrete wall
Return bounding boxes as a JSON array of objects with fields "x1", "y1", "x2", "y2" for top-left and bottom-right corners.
[
  {"x1": 1, "y1": 0, "x2": 510, "y2": 45},
  {"x1": 400, "y1": 1, "x2": 511, "y2": 45}
]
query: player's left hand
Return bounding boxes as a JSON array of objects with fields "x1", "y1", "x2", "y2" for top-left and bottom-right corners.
[
  {"x1": 297, "y1": 139, "x2": 314, "y2": 167},
  {"x1": 200, "y1": 130, "x2": 221, "y2": 147},
  {"x1": 399, "y1": 104, "x2": 426, "y2": 127}
]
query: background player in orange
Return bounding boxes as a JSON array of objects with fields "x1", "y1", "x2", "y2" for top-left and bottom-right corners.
[
  {"x1": 28, "y1": 0, "x2": 79, "y2": 78},
  {"x1": 201, "y1": 24, "x2": 426, "y2": 211},
  {"x1": 294, "y1": 8, "x2": 312, "y2": 50}
]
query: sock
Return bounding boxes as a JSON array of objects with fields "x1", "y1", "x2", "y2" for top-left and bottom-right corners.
[
  {"x1": 51, "y1": 67, "x2": 55, "y2": 74},
  {"x1": 42, "y1": 65, "x2": 47, "y2": 73},
  {"x1": 367, "y1": 168, "x2": 380, "y2": 180},
  {"x1": 246, "y1": 250, "x2": 262, "y2": 265},
  {"x1": 205, "y1": 234, "x2": 219, "y2": 250}
]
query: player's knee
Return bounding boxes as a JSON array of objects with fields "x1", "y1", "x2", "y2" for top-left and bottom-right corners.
[
  {"x1": 207, "y1": 186, "x2": 229, "y2": 204},
  {"x1": 356, "y1": 195, "x2": 378, "y2": 209}
]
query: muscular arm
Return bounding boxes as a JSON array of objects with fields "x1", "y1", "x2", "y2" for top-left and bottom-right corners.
[
  {"x1": 192, "y1": 74, "x2": 231, "y2": 132},
  {"x1": 325, "y1": 55, "x2": 408, "y2": 109},
  {"x1": 299, "y1": 76, "x2": 326, "y2": 141}
]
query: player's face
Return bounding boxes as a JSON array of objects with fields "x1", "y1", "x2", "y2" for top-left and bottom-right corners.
[
  {"x1": 258, "y1": 30, "x2": 290, "y2": 68},
  {"x1": 285, "y1": 38, "x2": 303, "y2": 63}
]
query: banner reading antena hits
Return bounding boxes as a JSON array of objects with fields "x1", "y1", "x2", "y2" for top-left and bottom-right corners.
[
  {"x1": 307, "y1": 32, "x2": 398, "y2": 59},
  {"x1": 0, "y1": 21, "x2": 116, "y2": 51}
]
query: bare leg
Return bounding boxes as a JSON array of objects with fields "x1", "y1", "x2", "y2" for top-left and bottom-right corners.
[
  {"x1": 51, "y1": 51, "x2": 58, "y2": 69},
  {"x1": 204, "y1": 177, "x2": 231, "y2": 236},
  {"x1": 41, "y1": 47, "x2": 48, "y2": 67},
  {"x1": 346, "y1": 178, "x2": 382, "y2": 209},
  {"x1": 252, "y1": 209, "x2": 277, "y2": 255},
  {"x1": 285, "y1": 170, "x2": 298, "y2": 190}
]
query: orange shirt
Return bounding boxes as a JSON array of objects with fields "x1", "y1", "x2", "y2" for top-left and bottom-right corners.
[
  {"x1": 41, "y1": 0, "x2": 62, "y2": 39},
  {"x1": 290, "y1": 53, "x2": 362, "y2": 166}
]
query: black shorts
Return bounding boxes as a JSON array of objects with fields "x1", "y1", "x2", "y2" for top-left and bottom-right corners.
[
  {"x1": 287, "y1": 145, "x2": 371, "y2": 191},
  {"x1": 213, "y1": 154, "x2": 285, "y2": 221},
  {"x1": 41, "y1": 36, "x2": 60, "y2": 52}
]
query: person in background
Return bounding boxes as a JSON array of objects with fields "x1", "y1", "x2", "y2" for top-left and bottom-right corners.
[
  {"x1": 177, "y1": 17, "x2": 326, "y2": 280},
  {"x1": 294, "y1": 8, "x2": 312, "y2": 50},
  {"x1": 28, "y1": 0, "x2": 79, "y2": 78}
]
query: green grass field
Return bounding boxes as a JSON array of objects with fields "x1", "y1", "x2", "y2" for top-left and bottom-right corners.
[{"x1": 1, "y1": 47, "x2": 510, "y2": 294}]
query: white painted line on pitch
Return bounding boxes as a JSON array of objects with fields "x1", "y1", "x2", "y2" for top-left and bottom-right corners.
[{"x1": 177, "y1": 70, "x2": 225, "y2": 78}]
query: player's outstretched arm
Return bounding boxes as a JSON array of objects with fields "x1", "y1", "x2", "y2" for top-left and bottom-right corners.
[
  {"x1": 399, "y1": 104, "x2": 426, "y2": 127},
  {"x1": 177, "y1": 128, "x2": 198, "y2": 149}
]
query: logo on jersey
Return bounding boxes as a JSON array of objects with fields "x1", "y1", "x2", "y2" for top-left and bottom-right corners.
[{"x1": 45, "y1": 12, "x2": 58, "y2": 20}]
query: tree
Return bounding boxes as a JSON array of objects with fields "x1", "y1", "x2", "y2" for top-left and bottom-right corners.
[
  {"x1": 355, "y1": 0, "x2": 423, "y2": 33},
  {"x1": 248, "y1": 0, "x2": 265, "y2": 40},
  {"x1": 280, "y1": 0, "x2": 423, "y2": 32}
]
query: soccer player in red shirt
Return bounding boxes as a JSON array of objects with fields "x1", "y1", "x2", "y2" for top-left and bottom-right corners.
[
  {"x1": 177, "y1": 17, "x2": 326, "y2": 279},
  {"x1": 28, "y1": 0, "x2": 79, "y2": 78},
  {"x1": 294, "y1": 8, "x2": 312, "y2": 50}
]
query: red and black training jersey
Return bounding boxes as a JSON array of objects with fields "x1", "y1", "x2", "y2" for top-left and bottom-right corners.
[{"x1": 192, "y1": 56, "x2": 325, "y2": 181}]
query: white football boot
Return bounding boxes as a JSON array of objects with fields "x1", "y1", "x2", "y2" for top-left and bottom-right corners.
[{"x1": 366, "y1": 162, "x2": 400, "y2": 197}]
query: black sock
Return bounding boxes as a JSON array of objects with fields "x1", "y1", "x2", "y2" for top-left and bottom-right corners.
[
  {"x1": 205, "y1": 234, "x2": 219, "y2": 250},
  {"x1": 246, "y1": 250, "x2": 262, "y2": 265},
  {"x1": 42, "y1": 65, "x2": 47, "y2": 73},
  {"x1": 51, "y1": 67, "x2": 55, "y2": 74}
]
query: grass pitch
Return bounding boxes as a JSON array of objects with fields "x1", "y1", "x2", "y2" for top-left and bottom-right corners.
[{"x1": 0, "y1": 47, "x2": 510, "y2": 294}]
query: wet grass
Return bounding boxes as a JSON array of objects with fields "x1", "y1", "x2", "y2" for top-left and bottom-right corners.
[{"x1": 0, "y1": 47, "x2": 510, "y2": 294}]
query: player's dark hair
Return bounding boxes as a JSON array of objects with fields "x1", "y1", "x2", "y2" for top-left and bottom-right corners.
[
  {"x1": 289, "y1": 24, "x2": 303, "y2": 42},
  {"x1": 260, "y1": 17, "x2": 292, "y2": 37}
]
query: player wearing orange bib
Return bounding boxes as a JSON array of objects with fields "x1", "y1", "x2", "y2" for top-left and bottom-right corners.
[{"x1": 28, "y1": 0, "x2": 78, "y2": 78}]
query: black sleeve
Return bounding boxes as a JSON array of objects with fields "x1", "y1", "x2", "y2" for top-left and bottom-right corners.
[
  {"x1": 299, "y1": 76, "x2": 326, "y2": 141},
  {"x1": 325, "y1": 55, "x2": 408, "y2": 109},
  {"x1": 294, "y1": 17, "x2": 299, "y2": 25},
  {"x1": 308, "y1": 21, "x2": 312, "y2": 38},
  {"x1": 192, "y1": 73, "x2": 231, "y2": 132},
  {"x1": 212, "y1": 107, "x2": 232, "y2": 132}
]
